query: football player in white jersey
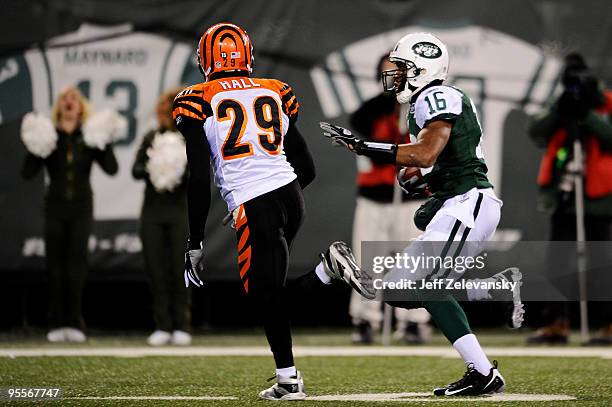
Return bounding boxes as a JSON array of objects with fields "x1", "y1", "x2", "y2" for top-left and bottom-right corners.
[
  {"x1": 173, "y1": 22, "x2": 374, "y2": 401},
  {"x1": 322, "y1": 33, "x2": 524, "y2": 396}
]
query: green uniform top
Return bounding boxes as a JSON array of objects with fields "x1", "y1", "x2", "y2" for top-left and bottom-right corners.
[
  {"x1": 21, "y1": 128, "x2": 118, "y2": 217},
  {"x1": 408, "y1": 84, "x2": 492, "y2": 199}
]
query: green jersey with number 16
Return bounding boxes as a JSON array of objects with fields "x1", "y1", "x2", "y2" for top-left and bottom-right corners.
[{"x1": 408, "y1": 85, "x2": 492, "y2": 199}]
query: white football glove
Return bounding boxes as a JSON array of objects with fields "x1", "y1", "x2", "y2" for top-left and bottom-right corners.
[{"x1": 184, "y1": 241, "x2": 204, "y2": 288}]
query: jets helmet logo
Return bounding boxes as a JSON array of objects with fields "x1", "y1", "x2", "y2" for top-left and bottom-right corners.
[{"x1": 412, "y1": 42, "x2": 442, "y2": 59}]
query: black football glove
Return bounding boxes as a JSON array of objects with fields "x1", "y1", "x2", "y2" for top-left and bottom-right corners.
[
  {"x1": 184, "y1": 239, "x2": 204, "y2": 288},
  {"x1": 398, "y1": 167, "x2": 431, "y2": 199},
  {"x1": 321, "y1": 122, "x2": 399, "y2": 164},
  {"x1": 320, "y1": 122, "x2": 361, "y2": 150}
]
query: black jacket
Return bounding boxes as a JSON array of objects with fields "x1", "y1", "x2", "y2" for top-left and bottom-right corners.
[
  {"x1": 22, "y1": 127, "x2": 118, "y2": 218},
  {"x1": 132, "y1": 129, "x2": 188, "y2": 219}
]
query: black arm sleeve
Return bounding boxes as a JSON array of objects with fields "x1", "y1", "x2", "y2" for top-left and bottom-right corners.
[
  {"x1": 132, "y1": 131, "x2": 154, "y2": 180},
  {"x1": 284, "y1": 122, "x2": 315, "y2": 189},
  {"x1": 21, "y1": 153, "x2": 44, "y2": 179},
  {"x1": 94, "y1": 145, "x2": 119, "y2": 175},
  {"x1": 177, "y1": 116, "x2": 211, "y2": 248}
]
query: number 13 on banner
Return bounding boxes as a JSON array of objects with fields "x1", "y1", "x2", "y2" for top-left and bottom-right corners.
[{"x1": 77, "y1": 79, "x2": 137, "y2": 145}]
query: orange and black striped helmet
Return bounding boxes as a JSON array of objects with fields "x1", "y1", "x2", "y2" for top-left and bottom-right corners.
[{"x1": 197, "y1": 22, "x2": 254, "y2": 81}]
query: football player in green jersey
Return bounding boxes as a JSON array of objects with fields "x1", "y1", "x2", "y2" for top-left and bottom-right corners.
[{"x1": 321, "y1": 32, "x2": 523, "y2": 396}]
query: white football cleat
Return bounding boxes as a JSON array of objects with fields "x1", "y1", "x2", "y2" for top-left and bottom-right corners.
[
  {"x1": 491, "y1": 267, "x2": 525, "y2": 329},
  {"x1": 147, "y1": 330, "x2": 172, "y2": 346},
  {"x1": 171, "y1": 330, "x2": 192, "y2": 346},
  {"x1": 259, "y1": 371, "x2": 306, "y2": 401}
]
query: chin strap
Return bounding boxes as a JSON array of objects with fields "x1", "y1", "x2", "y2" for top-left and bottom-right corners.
[{"x1": 396, "y1": 90, "x2": 413, "y2": 104}]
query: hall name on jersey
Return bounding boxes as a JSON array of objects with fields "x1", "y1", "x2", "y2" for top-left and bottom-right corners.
[{"x1": 219, "y1": 78, "x2": 261, "y2": 90}]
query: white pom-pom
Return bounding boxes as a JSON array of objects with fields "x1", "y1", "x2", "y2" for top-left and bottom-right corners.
[
  {"x1": 83, "y1": 108, "x2": 128, "y2": 149},
  {"x1": 20, "y1": 112, "x2": 58, "y2": 158},
  {"x1": 146, "y1": 131, "x2": 187, "y2": 192}
]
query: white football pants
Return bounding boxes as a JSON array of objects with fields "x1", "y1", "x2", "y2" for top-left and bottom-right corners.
[{"x1": 385, "y1": 188, "x2": 502, "y2": 284}]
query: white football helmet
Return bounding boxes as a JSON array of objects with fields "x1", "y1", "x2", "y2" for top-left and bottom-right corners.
[{"x1": 382, "y1": 32, "x2": 449, "y2": 104}]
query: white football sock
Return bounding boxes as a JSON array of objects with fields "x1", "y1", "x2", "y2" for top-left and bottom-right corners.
[
  {"x1": 452, "y1": 333, "x2": 493, "y2": 375},
  {"x1": 315, "y1": 261, "x2": 331, "y2": 284},
  {"x1": 276, "y1": 366, "x2": 297, "y2": 378}
]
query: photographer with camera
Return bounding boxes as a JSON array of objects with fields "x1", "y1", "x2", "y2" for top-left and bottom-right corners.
[{"x1": 528, "y1": 53, "x2": 612, "y2": 344}]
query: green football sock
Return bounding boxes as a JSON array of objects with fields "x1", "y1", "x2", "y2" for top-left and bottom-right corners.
[{"x1": 423, "y1": 298, "x2": 471, "y2": 344}]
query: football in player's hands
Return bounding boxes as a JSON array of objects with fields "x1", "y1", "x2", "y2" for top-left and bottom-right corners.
[
  {"x1": 398, "y1": 167, "x2": 421, "y2": 181},
  {"x1": 398, "y1": 167, "x2": 431, "y2": 198},
  {"x1": 319, "y1": 122, "x2": 360, "y2": 150}
]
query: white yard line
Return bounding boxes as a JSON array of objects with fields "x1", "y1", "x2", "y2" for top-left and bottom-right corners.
[
  {"x1": 64, "y1": 393, "x2": 577, "y2": 402},
  {"x1": 70, "y1": 396, "x2": 237, "y2": 401},
  {"x1": 308, "y1": 392, "x2": 577, "y2": 402},
  {"x1": 1, "y1": 345, "x2": 611, "y2": 359}
]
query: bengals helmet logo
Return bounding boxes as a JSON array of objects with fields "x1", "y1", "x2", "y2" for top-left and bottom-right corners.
[
  {"x1": 197, "y1": 22, "x2": 254, "y2": 81},
  {"x1": 412, "y1": 42, "x2": 442, "y2": 59}
]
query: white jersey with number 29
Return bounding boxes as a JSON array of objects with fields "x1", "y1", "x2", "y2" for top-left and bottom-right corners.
[{"x1": 173, "y1": 77, "x2": 300, "y2": 211}]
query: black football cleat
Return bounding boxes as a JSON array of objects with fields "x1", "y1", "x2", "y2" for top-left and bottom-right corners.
[{"x1": 433, "y1": 360, "x2": 505, "y2": 396}]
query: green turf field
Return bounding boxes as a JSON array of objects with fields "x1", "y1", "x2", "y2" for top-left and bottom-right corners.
[{"x1": 1, "y1": 330, "x2": 611, "y2": 406}]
